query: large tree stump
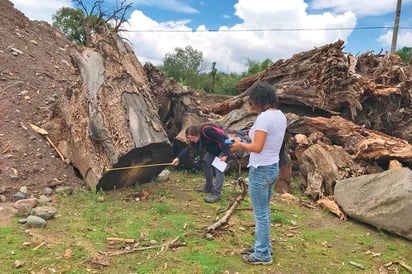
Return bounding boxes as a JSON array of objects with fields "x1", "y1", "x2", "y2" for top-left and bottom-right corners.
[{"x1": 61, "y1": 32, "x2": 172, "y2": 190}]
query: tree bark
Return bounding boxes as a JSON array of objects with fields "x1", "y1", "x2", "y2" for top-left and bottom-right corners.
[{"x1": 62, "y1": 32, "x2": 172, "y2": 190}]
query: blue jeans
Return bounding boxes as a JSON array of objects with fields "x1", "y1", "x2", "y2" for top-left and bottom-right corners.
[
  {"x1": 202, "y1": 152, "x2": 225, "y2": 196},
  {"x1": 248, "y1": 163, "x2": 279, "y2": 261}
]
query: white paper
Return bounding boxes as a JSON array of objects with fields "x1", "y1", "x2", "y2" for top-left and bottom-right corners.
[{"x1": 212, "y1": 157, "x2": 227, "y2": 172}]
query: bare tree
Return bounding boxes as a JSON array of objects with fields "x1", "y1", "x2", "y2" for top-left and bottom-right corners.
[{"x1": 73, "y1": 0, "x2": 132, "y2": 45}]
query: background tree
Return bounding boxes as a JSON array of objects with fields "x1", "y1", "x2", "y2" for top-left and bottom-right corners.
[
  {"x1": 52, "y1": 7, "x2": 86, "y2": 45},
  {"x1": 396, "y1": 47, "x2": 412, "y2": 64},
  {"x1": 213, "y1": 72, "x2": 241, "y2": 95},
  {"x1": 52, "y1": 0, "x2": 132, "y2": 46},
  {"x1": 161, "y1": 46, "x2": 208, "y2": 83},
  {"x1": 245, "y1": 58, "x2": 273, "y2": 76}
]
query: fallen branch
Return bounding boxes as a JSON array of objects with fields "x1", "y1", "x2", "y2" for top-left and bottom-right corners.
[
  {"x1": 379, "y1": 261, "x2": 412, "y2": 273},
  {"x1": 399, "y1": 261, "x2": 412, "y2": 272},
  {"x1": 32, "y1": 242, "x2": 45, "y2": 250},
  {"x1": 349, "y1": 261, "x2": 365, "y2": 270},
  {"x1": 205, "y1": 177, "x2": 247, "y2": 233},
  {"x1": 107, "y1": 235, "x2": 186, "y2": 256},
  {"x1": 29, "y1": 123, "x2": 65, "y2": 161}
]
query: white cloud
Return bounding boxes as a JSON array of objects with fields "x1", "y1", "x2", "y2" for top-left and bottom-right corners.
[
  {"x1": 134, "y1": 0, "x2": 199, "y2": 14},
  {"x1": 11, "y1": 0, "x2": 72, "y2": 22},
  {"x1": 378, "y1": 30, "x2": 412, "y2": 48},
  {"x1": 310, "y1": 0, "x2": 412, "y2": 17},
  {"x1": 123, "y1": 0, "x2": 357, "y2": 73}
]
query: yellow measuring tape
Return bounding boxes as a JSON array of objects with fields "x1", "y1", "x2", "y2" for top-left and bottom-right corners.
[{"x1": 103, "y1": 162, "x2": 173, "y2": 172}]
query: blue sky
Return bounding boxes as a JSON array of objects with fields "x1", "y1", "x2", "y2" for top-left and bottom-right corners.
[{"x1": 10, "y1": 0, "x2": 412, "y2": 73}]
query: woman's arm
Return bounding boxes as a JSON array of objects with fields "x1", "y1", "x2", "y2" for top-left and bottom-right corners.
[
  {"x1": 172, "y1": 145, "x2": 191, "y2": 166},
  {"x1": 232, "y1": 130, "x2": 266, "y2": 153}
]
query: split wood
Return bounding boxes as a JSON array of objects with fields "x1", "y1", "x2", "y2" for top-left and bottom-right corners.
[
  {"x1": 106, "y1": 237, "x2": 135, "y2": 244},
  {"x1": 205, "y1": 176, "x2": 247, "y2": 233}
]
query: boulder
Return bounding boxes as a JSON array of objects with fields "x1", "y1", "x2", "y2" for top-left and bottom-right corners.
[
  {"x1": 31, "y1": 206, "x2": 57, "y2": 220},
  {"x1": 26, "y1": 215, "x2": 46, "y2": 228},
  {"x1": 335, "y1": 168, "x2": 412, "y2": 240}
]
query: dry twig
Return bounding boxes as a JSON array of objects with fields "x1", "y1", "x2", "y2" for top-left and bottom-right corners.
[
  {"x1": 205, "y1": 177, "x2": 247, "y2": 233},
  {"x1": 106, "y1": 235, "x2": 186, "y2": 256},
  {"x1": 29, "y1": 123, "x2": 65, "y2": 161}
]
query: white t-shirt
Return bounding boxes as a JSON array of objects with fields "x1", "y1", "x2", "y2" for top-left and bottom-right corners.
[{"x1": 248, "y1": 109, "x2": 287, "y2": 168}]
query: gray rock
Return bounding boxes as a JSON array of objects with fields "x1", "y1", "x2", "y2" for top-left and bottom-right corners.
[
  {"x1": 335, "y1": 168, "x2": 412, "y2": 240},
  {"x1": 31, "y1": 206, "x2": 57, "y2": 220},
  {"x1": 42, "y1": 187, "x2": 53, "y2": 196},
  {"x1": 26, "y1": 215, "x2": 46, "y2": 228},
  {"x1": 12, "y1": 192, "x2": 27, "y2": 201},
  {"x1": 55, "y1": 186, "x2": 73, "y2": 195},
  {"x1": 38, "y1": 195, "x2": 52, "y2": 205},
  {"x1": 156, "y1": 169, "x2": 171, "y2": 182}
]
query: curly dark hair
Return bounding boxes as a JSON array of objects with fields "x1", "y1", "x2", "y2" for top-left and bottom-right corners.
[{"x1": 247, "y1": 81, "x2": 279, "y2": 111}]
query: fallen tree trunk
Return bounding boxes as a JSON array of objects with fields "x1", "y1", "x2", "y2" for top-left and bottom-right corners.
[
  {"x1": 234, "y1": 41, "x2": 412, "y2": 144},
  {"x1": 57, "y1": 35, "x2": 412, "y2": 198},
  {"x1": 290, "y1": 115, "x2": 412, "y2": 164},
  {"x1": 61, "y1": 31, "x2": 172, "y2": 190},
  {"x1": 286, "y1": 114, "x2": 412, "y2": 198}
]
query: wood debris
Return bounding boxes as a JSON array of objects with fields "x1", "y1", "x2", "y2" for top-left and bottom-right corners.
[
  {"x1": 349, "y1": 261, "x2": 365, "y2": 269},
  {"x1": 205, "y1": 177, "x2": 247, "y2": 233},
  {"x1": 316, "y1": 196, "x2": 347, "y2": 220},
  {"x1": 106, "y1": 237, "x2": 135, "y2": 244},
  {"x1": 29, "y1": 123, "x2": 65, "y2": 161}
]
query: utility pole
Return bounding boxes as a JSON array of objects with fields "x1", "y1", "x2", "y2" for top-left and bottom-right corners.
[{"x1": 391, "y1": 0, "x2": 402, "y2": 54}]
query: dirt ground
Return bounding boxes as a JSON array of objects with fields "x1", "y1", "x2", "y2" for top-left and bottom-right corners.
[{"x1": 0, "y1": 0, "x2": 84, "y2": 222}]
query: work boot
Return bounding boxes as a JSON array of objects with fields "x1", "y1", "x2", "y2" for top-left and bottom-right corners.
[
  {"x1": 204, "y1": 194, "x2": 221, "y2": 203},
  {"x1": 196, "y1": 187, "x2": 212, "y2": 193}
]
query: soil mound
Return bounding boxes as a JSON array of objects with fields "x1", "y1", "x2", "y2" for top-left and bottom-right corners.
[{"x1": 0, "y1": 0, "x2": 83, "y2": 199}]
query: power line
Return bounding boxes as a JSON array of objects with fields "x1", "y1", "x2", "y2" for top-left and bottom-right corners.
[{"x1": 126, "y1": 26, "x2": 412, "y2": 33}]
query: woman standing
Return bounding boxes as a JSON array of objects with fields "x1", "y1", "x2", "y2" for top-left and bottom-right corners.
[{"x1": 231, "y1": 81, "x2": 287, "y2": 265}]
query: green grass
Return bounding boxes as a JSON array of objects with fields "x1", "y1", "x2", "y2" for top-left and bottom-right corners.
[{"x1": 0, "y1": 170, "x2": 411, "y2": 273}]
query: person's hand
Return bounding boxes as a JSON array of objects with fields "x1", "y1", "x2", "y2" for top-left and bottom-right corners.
[
  {"x1": 231, "y1": 138, "x2": 242, "y2": 150},
  {"x1": 171, "y1": 158, "x2": 179, "y2": 166},
  {"x1": 219, "y1": 155, "x2": 228, "y2": 162}
]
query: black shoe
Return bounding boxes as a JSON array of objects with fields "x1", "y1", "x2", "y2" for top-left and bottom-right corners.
[
  {"x1": 204, "y1": 194, "x2": 221, "y2": 203},
  {"x1": 242, "y1": 247, "x2": 254, "y2": 254},
  {"x1": 197, "y1": 187, "x2": 212, "y2": 193},
  {"x1": 242, "y1": 247, "x2": 273, "y2": 255},
  {"x1": 241, "y1": 254, "x2": 272, "y2": 265}
]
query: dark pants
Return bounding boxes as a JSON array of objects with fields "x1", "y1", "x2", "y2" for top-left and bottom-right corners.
[{"x1": 202, "y1": 152, "x2": 225, "y2": 196}]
